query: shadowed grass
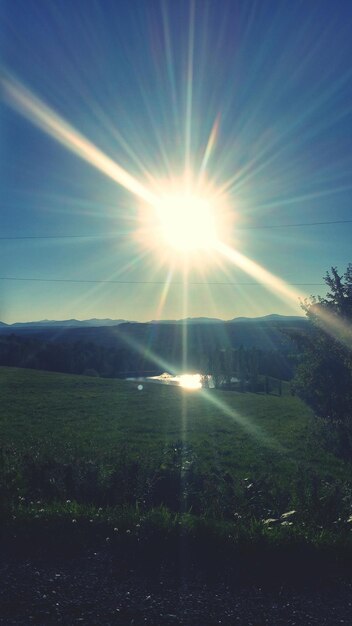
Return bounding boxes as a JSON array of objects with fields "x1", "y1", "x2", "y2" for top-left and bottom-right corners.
[{"x1": 1, "y1": 366, "x2": 352, "y2": 572}]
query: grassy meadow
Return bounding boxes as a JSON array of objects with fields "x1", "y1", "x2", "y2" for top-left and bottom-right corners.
[{"x1": 1, "y1": 366, "x2": 352, "y2": 572}]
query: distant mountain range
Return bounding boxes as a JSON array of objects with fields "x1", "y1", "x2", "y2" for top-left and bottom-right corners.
[
  {"x1": 0, "y1": 314, "x2": 309, "y2": 378},
  {"x1": 0, "y1": 318, "x2": 132, "y2": 328},
  {"x1": 0, "y1": 314, "x2": 304, "y2": 329},
  {"x1": 231, "y1": 314, "x2": 304, "y2": 323}
]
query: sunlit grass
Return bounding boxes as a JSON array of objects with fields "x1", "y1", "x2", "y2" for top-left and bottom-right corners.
[
  {"x1": 2, "y1": 366, "x2": 352, "y2": 569},
  {"x1": 0, "y1": 366, "x2": 347, "y2": 484}
]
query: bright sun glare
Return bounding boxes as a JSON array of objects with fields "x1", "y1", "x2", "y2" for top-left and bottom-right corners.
[
  {"x1": 137, "y1": 176, "x2": 230, "y2": 265},
  {"x1": 155, "y1": 193, "x2": 218, "y2": 252},
  {"x1": 178, "y1": 373, "x2": 202, "y2": 389}
]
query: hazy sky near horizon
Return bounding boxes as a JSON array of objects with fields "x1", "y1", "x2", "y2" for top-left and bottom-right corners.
[{"x1": 1, "y1": 0, "x2": 352, "y2": 323}]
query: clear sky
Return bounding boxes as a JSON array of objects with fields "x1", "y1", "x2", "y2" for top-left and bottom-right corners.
[{"x1": 1, "y1": 0, "x2": 352, "y2": 323}]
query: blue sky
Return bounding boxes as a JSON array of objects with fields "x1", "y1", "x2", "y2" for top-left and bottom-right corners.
[{"x1": 1, "y1": 0, "x2": 352, "y2": 323}]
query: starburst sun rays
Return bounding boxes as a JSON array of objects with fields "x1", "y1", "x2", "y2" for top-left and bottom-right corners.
[{"x1": 2, "y1": 66, "x2": 351, "y2": 445}]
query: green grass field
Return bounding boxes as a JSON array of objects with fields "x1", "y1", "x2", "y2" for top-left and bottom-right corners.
[
  {"x1": 0, "y1": 366, "x2": 340, "y2": 476},
  {"x1": 1, "y1": 366, "x2": 352, "y2": 559}
]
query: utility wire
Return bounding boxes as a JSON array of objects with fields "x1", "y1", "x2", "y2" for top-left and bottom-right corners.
[
  {"x1": 239, "y1": 219, "x2": 352, "y2": 230},
  {"x1": 1, "y1": 218, "x2": 352, "y2": 240},
  {"x1": 0, "y1": 234, "x2": 126, "y2": 241},
  {"x1": 0, "y1": 276, "x2": 325, "y2": 286}
]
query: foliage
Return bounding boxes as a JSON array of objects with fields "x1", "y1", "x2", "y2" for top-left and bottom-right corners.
[
  {"x1": 292, "y1": 266, "x2": 352, "y2": 449},
  {"x1": 0, "y1": 327, "x2": 297, "y2": 381},
  {"x1": 1, "y1": 366, "x2": 351, "y2": 553}
]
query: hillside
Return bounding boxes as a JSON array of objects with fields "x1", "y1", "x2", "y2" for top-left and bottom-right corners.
[
  {"x1": 0, "y1": 366, "x2": 311, "y2": 464},
  {"x1": 0, "y1": 366, "x2": 346, "y2": 501},
  {"x1": 2, "y1": 366, "x2": 352, "y2": 594},
  {"x1": 0, "y1": 317, "x2": 308, "y2": 358}
]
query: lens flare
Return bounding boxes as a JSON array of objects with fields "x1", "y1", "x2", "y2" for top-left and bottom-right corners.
[
  {"x1": 1, "y1": 73, "x2": 156, "y2": 206},
  {"x1": 3, "y1": 70, "x2": 351, "y2": 356},
  {"x1": 154, "y1": 192, "x2": 217, "y2": 251},
  {"x1": 179, "y1": 373, "x2": 202, "y2": 389},
  {"x1": 136, "y1": 174, "x2": 232, "y2": 266}
]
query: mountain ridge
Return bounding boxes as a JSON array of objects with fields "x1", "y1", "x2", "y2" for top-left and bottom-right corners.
[
  {"x1": 5, "y1": 318, "x2": 132, "y2": 328},
  {"x1": 0, "y1": 314, "x2": 305, "y2": 329}
]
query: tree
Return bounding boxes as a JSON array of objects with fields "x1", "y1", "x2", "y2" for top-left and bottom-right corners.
[{"x1": 293, "y1": 265, "x2": 352, "y2": 448}]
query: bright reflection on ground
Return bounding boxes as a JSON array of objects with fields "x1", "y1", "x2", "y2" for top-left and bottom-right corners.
[
  {"x1": 146, "y1": 372, "x2": 203, "y2": 390},
  {"x1": 178, "y1": 373, "x2": 202, "y2": 390}
]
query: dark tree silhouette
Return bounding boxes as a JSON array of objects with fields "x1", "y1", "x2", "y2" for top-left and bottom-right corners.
[{"x1": 292, "y1": 265, "x2": 352, "y2": 453}]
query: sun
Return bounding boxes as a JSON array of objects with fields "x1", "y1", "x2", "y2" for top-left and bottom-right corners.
[
  {"x1": 136, "y1": 175, "x2": 231, "y2": 265},
  {"x1": 154, "y1": 192, "x2": 218, "y2": 252}
]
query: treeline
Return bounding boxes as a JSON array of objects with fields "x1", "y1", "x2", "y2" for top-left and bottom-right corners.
[
  {"x1": 202, "y1": 345, "x2": 288, "y2": 391},
  {"x1": 0, "y1": 335, "x2": 157, "y2": 378},
  {"x1": 0, "y1": 334, "x2": 294, "y2": 383}
]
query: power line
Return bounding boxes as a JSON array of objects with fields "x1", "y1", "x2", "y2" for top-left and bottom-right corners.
[
  {"x1": 240, "y1": 219, "x2": 352, "y2": 230},
  {"x1": 1, "y1": 218, "x2": 352, "y2": 240},
  {"x1": 0, "y1": 276, "x2": 325, "y2": 286},
  {"x1": 0, "y1": 234, "x2": 127, "y2": 241}
]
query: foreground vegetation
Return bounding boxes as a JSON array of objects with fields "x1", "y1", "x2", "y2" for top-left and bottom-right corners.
[{"x1": 1, "y1": 366, "x2": 352, "y2": 575}]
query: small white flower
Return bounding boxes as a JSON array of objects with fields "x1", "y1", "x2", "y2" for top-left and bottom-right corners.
[{"x1": 280, "y1": 510, "x2": 296, "y2": 520}]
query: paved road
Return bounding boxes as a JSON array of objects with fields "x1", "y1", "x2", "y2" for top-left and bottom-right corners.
[{"x1": 1, "y1": 551, "x2": 352, "y2": 625}]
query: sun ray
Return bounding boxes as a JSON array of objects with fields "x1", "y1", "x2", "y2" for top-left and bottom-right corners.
[
  {"x1": 199, "y1": 386, "x2": 283, "y2": 451},
  {"x1": 112, "y1": 325, "x2": 178, "y2": 377},
  {"x1": 250, "y1": 183, "x2": 352, "y2": 213},
  {"x1": 1, "y1": 72, "x2": 157, "y2": 206},
  {"x1": 181, "y1": 260, "x2": 189, "y2": 372},
  {"x1": 87, "y1": 103, "x2": 158, "y2": 185},
  {"x1": 184, "y1": 0, "x2": 195, "y2": 175},
  {"x1": 218, "y1": 64, "x2": 352, "y2": 200},
  {"x1": 218, "y1": 139, "x2": 287, "y2": 198},
  {"x1": 215, "y1": 241, "x2": 306, "y2": 311},
  {"x1": 198, "y1": 114, "x2": 220, "y2": 181},
  {"x1": 305, "y1": 304, "x2": 352, "y2": 351},
  {"x1": 58, "y1": 248, "x2": 152, "y2": 319},
  {"x1": 161, "y1": 3, "x2": 180, "y2": 133},
  {"x1": 216, "y1": 241, "x2": 352, "y2": 351},
  {"x1": 3, "y1": 56, "x2": 351, "y2": 363},
  {"x1": 153, "y1": 266, "x2": 175, "y2": 321},
  {"x1": 133, "y1": 75, "x2": 176, "y2": 181}
]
